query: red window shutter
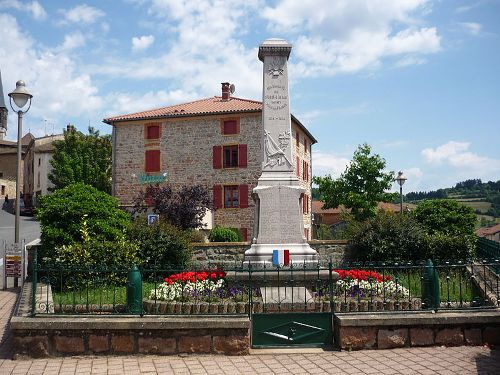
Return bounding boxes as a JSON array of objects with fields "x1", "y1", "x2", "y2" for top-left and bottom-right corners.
[
  {"x1": 296, "y1": 132, "x2": 299, "y2": 147},
  {"x1": 146, "y1": 125, "x2": 160, "y2": 139},
  {"x1": 304, "y1": 139, "x2": 308, "y2": 153},
  {"x1": 238, "y1": 144, "x2": 247, "y2": 168},
  {"x1": 296, "y1": 156, "x2": 300, "y2": 177},
  {"x1": 213, "y1": 146, "x2": 222, "y2": 169},
  {"x1": 213, "y1": 185, "x2": 222, "y2": 209},
  {"x1": 223, "y1": 120, "x2": 238, "y2": 135},
  {"x1": 145, "y1": 150, "x2": 160, "y2": 172},
  {"x1": 239, "y1": 184, "x2": 249, "y2": 208},
  {"x1": 240, "y1": 228, "x2": 248, "y2": 242}
]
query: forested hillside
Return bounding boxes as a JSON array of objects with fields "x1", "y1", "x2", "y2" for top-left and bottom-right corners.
[{"x1": 406, "y1": 179, "x2": 500, "y2": 220}]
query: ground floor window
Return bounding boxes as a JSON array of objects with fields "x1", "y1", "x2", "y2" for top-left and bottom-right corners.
[{"x1": 224, "y1": 185, "x2": 239, "y2": 208}]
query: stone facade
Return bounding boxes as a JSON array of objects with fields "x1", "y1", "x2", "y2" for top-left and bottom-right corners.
[{"x1": 109, "y1": 103, "x2": 314, "y2": 240}]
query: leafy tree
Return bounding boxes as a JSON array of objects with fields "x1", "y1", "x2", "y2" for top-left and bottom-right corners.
[
  {"x1": 346, "y1": 210, "x2": 427, "y2": 261},
  {"x1": 414, "y1": 199, "x2": 477, "y2": 259},
  {"x1": 313, "y1": 143, "x2": 397, "y2": 221},
  {"x1": 49, "y1": 126, "x2": 112, "y2": 193},
  {"x1": 414, "y1": 199, "x2": 476, "y2": 236},
  {"x1": 37, "y1": 183, "x2": 131, "y2": 259},
  {"x1": 133, "y1": 184, "x2": 212, "y2": 230}
]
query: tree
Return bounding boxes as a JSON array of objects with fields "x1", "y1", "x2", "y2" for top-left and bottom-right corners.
[
  {"x1": 313, "y1": 143, "x2": 397, "y2": 221},
  {"x1": 37, "y1": 183, "x2": 131, "y2": 259},
  {"x1": 414, "y1": 199, "x2": 477, "y2": 259},
  {"x1": 49, "y1": 126, "x2": 112, "y2": 193},
  {"x1": 133, "y1": 184, "x2": 212, "y2": 230}
]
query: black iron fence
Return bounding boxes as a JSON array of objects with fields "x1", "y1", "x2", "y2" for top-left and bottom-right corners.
[{"x1": 30, "y1": 247, "x2": 500, "y2": 316}]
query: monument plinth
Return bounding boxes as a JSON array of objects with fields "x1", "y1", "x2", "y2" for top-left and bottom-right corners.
[{"x1": 244, "y1": 39, "x2": 318, "y2": 267}]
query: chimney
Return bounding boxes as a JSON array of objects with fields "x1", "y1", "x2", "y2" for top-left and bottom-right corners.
[{"x1": 221, "y1": 82, "x2": 230, "y2": 101}]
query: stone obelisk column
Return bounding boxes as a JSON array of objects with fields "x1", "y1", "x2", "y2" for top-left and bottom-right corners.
[{"x1": 244, "y1": 39, "x2": 318, "y2": 267}]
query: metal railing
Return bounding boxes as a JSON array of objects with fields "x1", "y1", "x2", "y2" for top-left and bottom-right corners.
[{"x1": 31, "y1": 253, "x2": 500, "y2": 316}]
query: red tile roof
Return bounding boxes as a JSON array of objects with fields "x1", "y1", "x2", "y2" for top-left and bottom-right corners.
[
  {"x1": 103, "y1": 95, "x2": 317, "y2": 143},
  {"x1": 104, "y1": 96, "x2": 262, "y2": 123},
  {"x1": 476, "y1": 223, "x2": 500, "y2": 236}
]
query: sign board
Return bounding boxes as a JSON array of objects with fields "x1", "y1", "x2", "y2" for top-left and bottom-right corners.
[
  {"x1": 138, "y1": 173, "x2": 167, "y2": 184},
  {"x1": 5, "y1": 243, "x2": 22, "y2": 278},
  {"x1": 147, "y1": 214, "x2": 160, "y2": 225}
]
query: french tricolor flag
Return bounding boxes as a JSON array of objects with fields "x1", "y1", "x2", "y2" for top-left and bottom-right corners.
[{"x1": 272, "y1": 249, "x2": 290, "y2": 266}]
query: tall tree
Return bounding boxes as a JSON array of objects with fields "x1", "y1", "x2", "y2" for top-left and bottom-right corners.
[
  {"x1": 49, "y1": 126, "x2": 112, "y2": 193},
  {"x1": 313, "y1": 143, "x2": 397, "y2": 221}
]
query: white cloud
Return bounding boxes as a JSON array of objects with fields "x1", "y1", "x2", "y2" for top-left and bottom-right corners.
[
  {"x1": 132, "y1": 35, "x2": 155, "y2": 52},
  {"x1": 312, "y1": 151, "x2": 350, "y2": 178},
  {"x1": 461, "y1": 22, "x2": 482, "y2": 35},
  {"x1": 0, "y1": 13, "x2": 101, "y2": 139},
  {"x1": 60, "y1": 32, "x2": 86, "y2": 50},
  {"x1": 0, "y1": 0, "x2": 47, "y2": 20},
  {"x1": 422, "y1": 141, "x2": 500, "y2": 174},
  {"x1": 58, "y1": 4, "x2": 105, "y2": 25},
  {"x1": 263, "y1": 0, "x2": 440, "y2": 76}
]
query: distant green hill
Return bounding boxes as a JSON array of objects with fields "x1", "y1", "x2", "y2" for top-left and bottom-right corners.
[{"x1": 405, "y1": 179, "x2": 500, "y2": 222}]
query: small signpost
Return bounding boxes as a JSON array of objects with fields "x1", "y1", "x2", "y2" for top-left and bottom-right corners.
[
  {"x1": 4, "y1": 243, "x2": 22, "y2": 289},
  {"x1": 147, "y1": 214, "x2": 159, "y2": 226}
]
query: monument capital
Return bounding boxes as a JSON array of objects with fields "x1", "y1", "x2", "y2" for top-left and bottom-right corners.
[{"x1": 258, "y1": 38, "x2": 292, "y2": 61}]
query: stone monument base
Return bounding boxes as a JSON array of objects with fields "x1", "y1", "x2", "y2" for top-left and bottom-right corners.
[{"x1": 243, "y1": 243, "x2": 318, "y2": 268}]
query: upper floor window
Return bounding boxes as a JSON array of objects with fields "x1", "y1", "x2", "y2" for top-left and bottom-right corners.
[
  {"x1": 145, "y1": 150, "x2": 161, "y2": 172},
  {"x1": 296, "y1": 131, "x2": 300, "y2": 147},
  {"x1": 145, "y1": 123, "x2": 160, "y2": 140},
  {"x1": 221, "y1": 118, "x2": 239, "y2": 135},
  {"x1": 213, "y1": 144, "x2": 247, "y2": 169}
]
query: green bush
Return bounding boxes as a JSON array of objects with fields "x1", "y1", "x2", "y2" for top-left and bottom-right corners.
[
  {"x1": 208, "y1": 226, "x2": 240, "y2": 242},
  {"x1": 128, "y1": 218, "x2": 192, "y2": 269},
  {"x1": 424, "y1": 232, "x2": 477, "y2": 260},
  {"x1": 52, "y1": 217, "x2": 140, "y2": 285},
  {"x1": 37, "y1": 183, "x2": 131, "y2": 259},
  {"x1": 346, "y1": 210, "x2": 427, "y2": 261}
]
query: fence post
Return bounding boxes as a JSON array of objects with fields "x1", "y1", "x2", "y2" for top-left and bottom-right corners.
[
  {"x1": 422, "y1": 259, "x2": 440, "y2": 311},
  {"x1": 31, "y1": 247, "x2": 37, "y2": 317},
  {"x1": 126, "y1": 265, "x2": 143, "y2": 315}
]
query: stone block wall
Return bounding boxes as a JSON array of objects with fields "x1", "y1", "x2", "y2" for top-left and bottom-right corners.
[
  {"x1": 335, "y1": 311, "x2": 500, "y2": 351},
  {"x1": 191, "y1": 240, "x2": 351, "y2": 266}
]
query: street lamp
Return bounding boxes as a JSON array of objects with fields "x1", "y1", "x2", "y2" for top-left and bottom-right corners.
[
  {"x1": 8, "y1": 80, "x2": 33, "y2": 245},
  {"x1": 395, "y1": 171, "x2": 407, "y2": 214}
]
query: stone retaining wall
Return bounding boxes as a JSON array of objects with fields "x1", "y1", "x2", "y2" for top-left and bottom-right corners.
[
  {"x1": 335, "y1": 311, "x2": 500, "y2": 351},
  {"x1": 191, "y1": 240, "x2": 351, "y2": 265}
]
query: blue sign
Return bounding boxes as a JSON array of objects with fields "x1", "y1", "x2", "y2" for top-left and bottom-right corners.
[{"x1": 147, "y1": 214, "x2": 160, "y2": 225}]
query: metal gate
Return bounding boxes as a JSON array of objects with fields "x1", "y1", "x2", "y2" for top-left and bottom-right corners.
[{"x1": 246, "y1": 266, "x2": 335, "y2": 348}]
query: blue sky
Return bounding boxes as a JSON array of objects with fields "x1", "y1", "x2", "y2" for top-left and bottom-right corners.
[{"x1": 0, "y1": 0, "x2": 499, "y2": 193}]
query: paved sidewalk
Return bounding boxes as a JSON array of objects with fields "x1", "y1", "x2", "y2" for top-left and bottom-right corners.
[{"x1": 0, "y1": 290, "x2": 499, "y2": 374}]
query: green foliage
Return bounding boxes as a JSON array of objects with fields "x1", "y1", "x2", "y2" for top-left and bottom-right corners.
[
  {"x1": 314, "y1": 224, "x2": 335, "y2": 240},
  {"x1": 128, "y1": 218, "x2": 192, "y2": 269},
  {"x1": 346, "y1": 211, "x2": 427, "y2": 261},
  {"x1": 37, "y1": 183, "x2": 131, "y2": 259},
  {"x1": 49, "y1": 126, "x2": 112, "y2": 193},
  {"x1": 414, "y1": 199, "x2": 476, "y2": 236},
  {"x1": 208, "y1": 226, "x2": 240, "y2": 242},
  {"x1": 313, "y1": 143, "x2": 397, "y2": 221},
  {"x1": 423, "y1": 232, "x2": 477, "y2": 261}
]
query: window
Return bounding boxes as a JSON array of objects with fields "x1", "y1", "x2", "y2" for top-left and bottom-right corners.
[
  {"x1": 221, "y1": 119, "x2": 239, "y2": 135},
  {"x1": 296, "y1": 156, "x2": 300, "y2": 177},
  {"x1": 296, "y1": 131, "x2": 299, "y2": 147},
  {"x1": 213, "y1": 184, "x2": 248, "y2": 209},
  {"x1": 302, "y1": 193, "x2": 309, "y2": 214},
  {"x1": 304, "y1": 139, "x2": 308, "y2": 153},
  {"x1": 145, "y1": 150, "x2": 161, "y2": 172},
  {"x1": 224, "y1": 185, "x2": 239, "y2": 208},
  {"x1": 213, "y1": 144, "x2": 247, "y2": 169},
  {"x1": 145, "y1": 123, "x2": 160, "y2": 140},
  {"x1": 223, "y1": 145, "x2": 239, "y2": 168},
  {"x1": 302, "y1": 161, "x2": 309, "y2": 181}
]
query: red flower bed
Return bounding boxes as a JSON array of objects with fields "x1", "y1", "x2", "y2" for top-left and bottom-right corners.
[
  {"x1": 164, "y1": 270, "x2": 226, "y2": 285},
  {"x1": 335, "y1": 269, "x2": 392, "y2": 282}
]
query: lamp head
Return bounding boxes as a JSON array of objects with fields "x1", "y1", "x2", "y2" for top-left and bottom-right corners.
[
  {"x1": 396, "y1": 171, "x2": 407, "y2": 187},
  {"x1": 8, "y1": 80, "x2": 33, "y2": 109}
]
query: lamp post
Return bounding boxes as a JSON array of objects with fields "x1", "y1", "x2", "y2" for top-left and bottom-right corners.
[
  {"x1": 395, "y1": 171, "x2": 407, "y2": 214},
  {"x1": 8, "y1": 80, "x2": 33, "y2": 245}
]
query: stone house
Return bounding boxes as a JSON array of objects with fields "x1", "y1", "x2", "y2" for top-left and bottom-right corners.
[
  {"x1": 23, "y1": 133, "x2": 64, "y2": 206},
  {"x1": 104, "y1": 83, "x2": 316, "y2": 240},
  {"x1": 0, "y1": 134, "x2": 33, "y2": 200},
  {"x1": 476, "y1": 223, "x2": 500, "y2": 243}
]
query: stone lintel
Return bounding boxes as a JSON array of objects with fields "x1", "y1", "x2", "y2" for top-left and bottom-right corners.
[
  {"x1": 11, "y1": 316, "x2": 250, "y2": 331},
  {"x1": 335, "y1": 310, "x2": 500, "y2": 327}
]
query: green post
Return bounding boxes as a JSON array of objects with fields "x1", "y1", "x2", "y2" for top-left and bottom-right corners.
[
  {"x1": 31, "y1": 247, "x2": 38, "y2": 317},
  {"x1": 127, "y1": 265, "x2": 143, "y2": 314},
  {"x1": 422, "y1": 259, "x2": 440, "y2": 311}
]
